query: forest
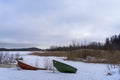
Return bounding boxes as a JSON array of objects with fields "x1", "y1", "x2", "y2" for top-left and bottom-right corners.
[{"x1": 47, "y1": 34, "x2": 120, "y2": 51}]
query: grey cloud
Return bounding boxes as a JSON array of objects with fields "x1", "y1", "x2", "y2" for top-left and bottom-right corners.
[{"x1": 0, "y1": 0, "x2": 120, "y2": 48}]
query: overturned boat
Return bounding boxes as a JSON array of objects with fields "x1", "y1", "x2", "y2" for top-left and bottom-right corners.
[
  {"x1": 53, "y1": 60, "x2": 77, "y2": 73},
  {"x1": 17, "y1": 60, "x2": 47, "y2": 70}
]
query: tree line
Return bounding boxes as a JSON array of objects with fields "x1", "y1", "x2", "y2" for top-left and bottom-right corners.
[
  {"x1": 0, "y1": 34, "x2": 120, "y2": 51},
  {"x1": 0, "y1": 47, "x2": 42, "y2": 51},
  {"x1": 105, "y1": 34, "x2": 120, "y2": 50},
  {"x1": 47, "y1": 34, "x2": 120, "y2": 51}
]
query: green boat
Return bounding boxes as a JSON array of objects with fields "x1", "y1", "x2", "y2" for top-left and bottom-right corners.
[{"x1": 53, "y1": 60, "x2": 77, "y2": 73}]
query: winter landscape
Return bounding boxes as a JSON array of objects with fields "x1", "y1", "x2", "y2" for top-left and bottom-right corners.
[
  {"x1": 0, "y1": 0, "x2": 120, "y2": 80},
  {"x1": 0, "y1": 51, "x2": 119, "y2": 80}
]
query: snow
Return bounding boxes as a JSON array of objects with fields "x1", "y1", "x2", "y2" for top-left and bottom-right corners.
[
  {"x1": 106, "y1": 68, "x2": 120, "y2": 80},
  {"x1": 0, "y1": 51, "x2": 31, "y2": 55},
  {"x1": 0, "y1": 51, "x2": 119, "y2": 80}
]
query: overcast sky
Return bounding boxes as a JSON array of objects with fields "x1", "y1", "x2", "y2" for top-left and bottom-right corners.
[{"x1": 0, "y1": 0, "x2": 120, "y2": 49}]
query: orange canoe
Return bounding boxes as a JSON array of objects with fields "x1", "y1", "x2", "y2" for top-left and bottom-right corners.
[{"x1": 17, "y1": 60, "x2": 47, "y2": 70}]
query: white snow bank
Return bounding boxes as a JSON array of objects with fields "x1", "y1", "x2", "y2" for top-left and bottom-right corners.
[{"x1": 106, "y1": 68, "x2": 120, "y2": 80}]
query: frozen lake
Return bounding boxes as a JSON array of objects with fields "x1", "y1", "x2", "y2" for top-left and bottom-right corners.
[{"x1": 0, "y1": 51, "x2": 32, "y2": 55}]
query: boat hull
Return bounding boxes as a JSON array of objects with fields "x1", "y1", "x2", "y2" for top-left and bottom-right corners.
[
  {"x1": 17, "y1": 60, "x2": 46, "y2": 70},
  {"x1": 53, "y1": 60, "x2": 77, "y2": 73}
]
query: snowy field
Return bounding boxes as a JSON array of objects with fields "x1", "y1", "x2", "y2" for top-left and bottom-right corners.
[
  {"x1": 0, "y1": 51, "x2": 119, "y2": 80},
  {"x1": 0, "y1": 51, "x2": 31, "y2": 55}
]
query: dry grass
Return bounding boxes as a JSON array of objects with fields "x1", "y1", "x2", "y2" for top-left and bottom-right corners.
[
  {"x1": 70, "y1": 49, "x2": 120, "y2": 64},
  {"x1": 30, "y1": 49, "x2": 120, "y2": 64},
  {"x1": 30, "y1": 51, "x2": 67, "y2": 57}
]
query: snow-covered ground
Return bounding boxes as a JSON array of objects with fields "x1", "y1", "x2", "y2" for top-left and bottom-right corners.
[
  {"x1": 106, "y1": 68, "x2": 120, "y2": 80},
  {"x1": 0, "y1": 51, "x2": 31, "y2": 55},
  {"x1": 0, "y1": 51, "x2": 119, "y2": 80}
]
